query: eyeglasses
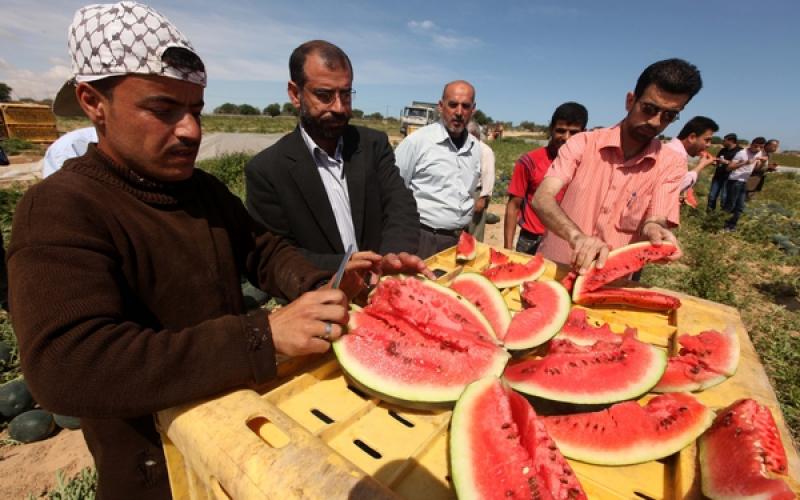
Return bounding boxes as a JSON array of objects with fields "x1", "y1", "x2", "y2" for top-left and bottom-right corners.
[
  {"x1": 638, "y1": 101, "x2": 681, "y2": 123},
  {"x1": 308, "y1": 87, "x2": 356, "y2": 105}
]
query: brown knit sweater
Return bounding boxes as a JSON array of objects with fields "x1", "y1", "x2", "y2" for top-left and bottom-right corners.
[{"x1": 7, "y1": 145, "x2": 330, "y2": 499}]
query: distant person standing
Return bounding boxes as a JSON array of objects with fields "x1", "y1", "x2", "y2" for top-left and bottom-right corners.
[
  {"x1": 504, "y1": 102, "x2": 588, "y2": 254},
  {"x1": 42, "y1": 127, "x2": 98, "y2": 177},
  {"x1": 466, "y1": 121, "x2": 495, "y2": 241},
  {"x1": 745, "y1": 138, "x2": 780, "y2": 200},
  {"x1": 707, "y1": 133, "x2": 741, "y2": 211},
  {"x1": 395, "y1": 80, "x2": 481, "y2": 258},
  {"x1": 724, "y1": 136, "x2": 767, "y2": 230}
]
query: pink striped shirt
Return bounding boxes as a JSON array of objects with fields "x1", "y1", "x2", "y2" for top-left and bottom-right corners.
[{"x1": 538, "y1": 124, "x2": 686, "y2": 265}]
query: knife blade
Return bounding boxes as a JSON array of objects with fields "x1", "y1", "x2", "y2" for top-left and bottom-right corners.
[{"x1": 331, "y1": 244, "x2": 356, "y2": 290}]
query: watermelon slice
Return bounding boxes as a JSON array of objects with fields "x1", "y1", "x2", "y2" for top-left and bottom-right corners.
[
  {"x1": 503, "y1": 281, "x2": 571, "y2": 350},
  {"x1": 482, "y1": 254, "x2": 546, "y2": 288},
  {"x1": 450, "y1": 377, "x2": 586, "y2": 500},
  {"x1": 555, "y1": 308, "x2": 629, "y2": 345},
  {"x1": 543, "y1": 393, "x2": 714, "y2": 466},
  {"x1": 504, "y1": 334, "x2": 666, "y2": 404},
  {"x1": 699, "y1": 399, "x2": 793, "y2": 500},
  {"x1": 653, "y1": 327, "x2": 740, "y2": 393},
  {"x1": 489, "y1": 247, "x2": 510, "y2": 266},
  {"x1": 456, "y1": 231, "x2": 477, "y2": 262},
  {"x1": 451, "y1": 273, "x2": 512, "y2": 341},
  {"x1": 560, "y1": 271, "x2": 578, "y2": 293},
  {"x1": 573, "y1": 287, "x2": 682, "y2": 311},
  {"x1": 572, "y1": 242, "x2": 678, "y2": 300}
]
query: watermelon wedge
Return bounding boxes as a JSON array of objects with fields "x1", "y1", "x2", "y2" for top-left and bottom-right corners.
[
  {"x1": 573, "y1": 287, "x2": 682, "y2": 311},
  {"x1": 653, "y1": 327, "x2": 740, "y2": 393},
  {"x1": 456, "y1": 231, "x2": 477, "y2": 262},
  {"x1": 572, "y1": 242, "x2": 678, "y2": 300},
  {"x1": 450, "y1": 377, "x2": 586, "y2": 500},
  {"x1": 503, "y1": 280, "x2": 571, "y2": 350},
  {"x1": 451, "y1": 273, "x2": 512, "y2": 341},
  {"x1": 489, "y1": 247, "x2": 510, "y2": 266},
  {"x1": 555, "y1": 308, "x2": 628, "y2": 345},
  {"x1": 482, "y1": 254, "x2": 546, "y2": 288},
  {"x1": 699, "y1": 399, "x2": 793, "y2": 500},
  {"x1": 543, "y1": 393, "x2": 714, "y2": 465},
  {"x1": 503, "y1": 334, "x2": 666, "y2": 404}
]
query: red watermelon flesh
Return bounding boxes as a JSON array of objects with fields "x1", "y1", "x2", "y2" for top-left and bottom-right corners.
[
  {"x1": 560, "y1": 271, "x2": 578, "y2": 293},
  {"x1": 555, "y1": 308, "x2": 629, "y2": 346},
  {"x1": 503, "y1": 334, "x2": 666, "y2": 404},
  {"x1": 699, "y1": 399, "x2": 793, "y2": 500},
  {"x1": 450, "y1": 377, "x2": 586, "y2": 500},
  {"x1": 482, "y1": 254, "x2": 546, "y2": 288},
  {"x1": 572, "y1": 242, "x2": 678, "y2": 299},
  {"x1": 573, "y1": 287, "x2": 682, "y2": 311},
  {"x1": 451, "y1": 273, "x2": 512, "y2": 341},
  {"x1": 503, "y1": 280, "x2": 571, "y2": 350},
  {"x1": 456, "y1": 231, "x2": 477, "y2": 262},
  {"x1": 334, "y1": 308, "x2": 509, "y2": 405},
  {"x1": 543, "y1": 393, "x2": 714, "y2": 465},
  {"x1": 489, "y1": 247, "x2": 510, "y2": 266},
  {"x1": 652, "y1": 328, "x2": 740, "y2": 393}
]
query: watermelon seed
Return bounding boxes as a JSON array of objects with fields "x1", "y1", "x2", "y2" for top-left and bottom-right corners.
[
  {"x1": 505, "y1": 490, "x2": 514, "y2": 497},
  {"x1": 501, "y1": 423, "x2": 511, "y2": 429}
]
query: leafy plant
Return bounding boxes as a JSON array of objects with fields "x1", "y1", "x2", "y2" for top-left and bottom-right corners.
[
  {"x1": 1, "y1": 138, "x2": 35, "y2": 155},
  {"x1": 196, "y1": 152, "x2": 253, "y2": 200}
]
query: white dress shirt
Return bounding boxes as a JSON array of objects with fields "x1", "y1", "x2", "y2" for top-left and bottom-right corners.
[
  {"x1": 42, "y1": 127, "x2": 98, "y2": 178},
  {"x1": 299, "y1": 125, "x2": 358, "y2": 250},
  {"x1": 728, "y1": 148, "x2": 764, "y2": 182},
  {"x1": 394, "y1": 121, "x2": 481, "y2": 230}
]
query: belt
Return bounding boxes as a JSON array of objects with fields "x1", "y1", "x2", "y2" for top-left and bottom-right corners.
[{"x1": 420, "y1": 224, "x2": 465, "y2": 238}]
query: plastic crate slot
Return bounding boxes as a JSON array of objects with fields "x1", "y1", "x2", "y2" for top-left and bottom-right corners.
[
  {"x1": 310, "y1": 408, "x2": 335, "y2": 424},
  {"x1": 209, "y1": 476, "x2": 232, "y2": 499},
  {"x1": 246, "y1": 416, "x2": 290, "y2": 449},
  {"x1": 388, "y1": 410, "x2": 415, "y2": 428},
  {"x1": 353, "y1": 439, "x2": 382, "y2": 459},
  {"x1": 347, "y1": 384, "x2": 369, "y2": 399},
  {"x1": 633, "y1": 492, "x2": 656, "y2": 500}
]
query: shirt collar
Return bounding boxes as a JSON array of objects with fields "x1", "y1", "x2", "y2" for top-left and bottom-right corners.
[
  {"x1": 598, "y1": 122, "x2": 661, "y2": 167},
  {"x1": 433, "y1": 120, "x2": 477, "y2": 154},
  {"x1": 299, "y1": 124, "x2": 343, "y2": 164}
]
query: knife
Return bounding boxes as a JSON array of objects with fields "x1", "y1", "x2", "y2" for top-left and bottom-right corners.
[{"x1": 331, "y1": 244, "x2": 356, "y2": 290}]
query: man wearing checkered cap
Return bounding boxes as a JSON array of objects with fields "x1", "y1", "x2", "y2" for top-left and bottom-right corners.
[{"x1": 7, "y1": 3, "x2": 389, "y2": 498}]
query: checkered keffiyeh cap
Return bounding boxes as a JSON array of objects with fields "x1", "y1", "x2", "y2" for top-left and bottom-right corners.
[{"x1": 53, "y1": 1, "x2": 206, "y2": 116}]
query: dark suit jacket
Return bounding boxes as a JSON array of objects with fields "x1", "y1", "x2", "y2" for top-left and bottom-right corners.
[{"x1": 245, "y1": 125, "x2": 420, "y2": 271}]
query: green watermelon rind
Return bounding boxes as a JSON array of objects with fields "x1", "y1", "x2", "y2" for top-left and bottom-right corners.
[
  {"x1": 552, "y1": 396, "x2": 715, "y2": 466},
  {"x1": 504, "y1": 280, "x2": 572, "y2": 351},
  {"x1": 505, "y1": 342, "x2": 667, "y2": 404},
  {"x1": 652, "y1": 327, "x2": 741, "y2": 393},
  {"x1": 456, "y1": 232, "x2": 477, "y2": 262},
  {"x1": 449, "y1": 377, "x2": 496, "y2": 500},
  {"x1": 333, "y1": 310, "x2": 510, "y2": 406},
  {"x1": 451, "y1": 273, "x2": 512, "y2": 341},
  {"x1": 572, "y1": 241, "x2": 677, "y2": 302}
]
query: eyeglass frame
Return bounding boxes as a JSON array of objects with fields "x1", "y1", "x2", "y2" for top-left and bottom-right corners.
[
  {"x1": 636, "y1": 100, "x2": 681, "y2": 123},
  {"x1": 304, "y1": 86, "x2": 356, "y2": 105}
]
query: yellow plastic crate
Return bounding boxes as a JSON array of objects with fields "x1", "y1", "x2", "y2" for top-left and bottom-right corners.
[
  {"x1": 158, "y1": 242, "x2": 800, "y2": 499},
  {"x1": 0, "y1": 103, "x2": 58, "y2": 143}
]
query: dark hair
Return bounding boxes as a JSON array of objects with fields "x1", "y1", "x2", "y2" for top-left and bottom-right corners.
[
  {"x1": 751, "y1": 136, "x2": 767, "y2": 145},
  {"x1": 634, "y1": 58, "x2": 702, "y2": 100},
  {"x1": 677, "y1": 116, "x2": 718, "y2": 140},
  {"x1": 723, "y1": 133, "x2": 738, "y2": 143},
  {"x1": 289, "y1": 40, "x2": 352, "y2": 88},
  {"x1": 549, "y1": 102, "x2": 588, "y2": 129},
  {"x1": 87, "y1": 76, "x2": 123, "y2": 99},
  {"x1": 767, "y1": 138, "x2": 779, "y2": 145}
]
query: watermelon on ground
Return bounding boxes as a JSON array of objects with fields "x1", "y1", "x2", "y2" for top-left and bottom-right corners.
[
  {"x1": 542, "y1": 393, "x2": 714, "y2": 465},
  {"x1": 504, "y1": 334, "x2": 666, "y2": 404},
  {"x1": 503, "y1": 280, "x2": 571, "y2": 350},
  {"x1": 450, "y1": 377, "x2": 586, "y2": 500},
  {"x1": 482, "y1": 254, "x2": 546, "y2": 289},
  {"x1": 572, "y1": 242, "x2": 678, "y2": 300},
  {"x1": 699, "y1": 399, "x2": 793, "y2": 500}
]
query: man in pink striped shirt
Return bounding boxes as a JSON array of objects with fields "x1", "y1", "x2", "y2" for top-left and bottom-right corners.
[{"x1": 533, "y1": 59, "x2": 703, "y2": 273}]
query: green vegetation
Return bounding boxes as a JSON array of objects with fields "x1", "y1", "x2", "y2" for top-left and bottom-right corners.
[
  {"x1": 27, "y1": 468, "x2": 98, "y2": 500},
  {"x1": 488, "y1": 137, "x2": 544, "y2": 202},
  {"x1": 196, "y1": 152, "x2": 251, "y2": 200},
  {"x1": 0, "y1": 138, "x2": 36, "y2": 156}
]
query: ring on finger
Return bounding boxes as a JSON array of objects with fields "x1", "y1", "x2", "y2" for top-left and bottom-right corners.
[{"x1": 322, "y1": 322, "x2": 333, "y2": 341}]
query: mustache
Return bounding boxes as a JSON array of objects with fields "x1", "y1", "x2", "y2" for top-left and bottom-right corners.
[{"x1": 165, "y1": 139, "x2": 200, "y2": 156}]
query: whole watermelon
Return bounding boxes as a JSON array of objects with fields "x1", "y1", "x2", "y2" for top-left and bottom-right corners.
[{"x1": 0, "y1": 378, "x2": 36, "y2": 419}]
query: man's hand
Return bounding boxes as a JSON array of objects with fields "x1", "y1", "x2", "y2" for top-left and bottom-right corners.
[
  {"x1": 379, "y1": 252, "x2": 435, "y2": 279},
  {"x1": 269, "y1": 289, "x2": 349, "y2": 356},
  {"x1": 697, "y1": 151, "x2": 716, "y2": 169},
  {"x1": 641, "y1": 222, "x2": 682, "y2": 261},
  {"x1": 569, "y1": 233, "x2": 610, "y2": 275},
  {"x1": 474, "y1": 196, "x2": 488, "y2": 214}
]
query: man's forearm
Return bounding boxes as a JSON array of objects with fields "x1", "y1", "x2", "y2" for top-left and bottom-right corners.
[
  {"x1": 504, "y1": 199, "x2": 520, "y2": 248},
  {"x1": 532, "y1": 192, "x2": 582, "y2": 246}
]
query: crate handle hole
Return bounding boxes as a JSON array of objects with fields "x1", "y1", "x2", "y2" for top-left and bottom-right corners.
[
  {"x1": 310, "y1": 408, "x2": 334, "y2": 424},
  {"x1": 388, "y1": 410, "x2": 415, "y2": 428},
  {"x1": 347, "y1": 384, "x2": 369, "y2": 399},
  {"x1": 353, "y1": 439, "x2": 382, "y2": 459},
  {"x1": 246, "y1": 416, "x2": 290, "y2": 449},
  {"x1": 209, "y1": 476, "x2": 232, "y2": 499},
  {"x1": 633, "y1": 493, "x2": 656, "y2": 500}
]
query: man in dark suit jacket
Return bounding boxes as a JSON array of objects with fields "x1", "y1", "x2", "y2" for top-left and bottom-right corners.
[{"x1": 246, "y1": 40, "x2": 420, "y2": 271}]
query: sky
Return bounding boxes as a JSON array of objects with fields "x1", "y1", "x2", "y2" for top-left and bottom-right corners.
[{"x1": 2, "y1": 0, "x2": 799, "y2": 149}]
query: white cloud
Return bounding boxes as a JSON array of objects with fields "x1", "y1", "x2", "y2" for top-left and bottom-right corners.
[
  {"x1": 407, "y1": 18, "x2": 481, "y2": 50},
  {"x1": 0, "y1": 58, "x2": 71, "y2": 100}
]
